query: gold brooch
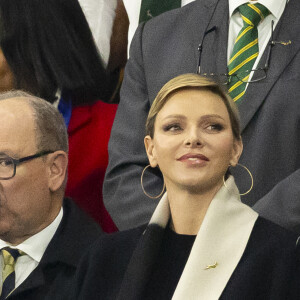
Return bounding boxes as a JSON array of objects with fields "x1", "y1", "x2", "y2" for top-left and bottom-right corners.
[{"x1": 204, "y1": 262, "x2": 218, "y2": 270}]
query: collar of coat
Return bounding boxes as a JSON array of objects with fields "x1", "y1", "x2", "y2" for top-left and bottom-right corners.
[{"x1": 118, "y1": 176, "x2": 258, "y2": 300}]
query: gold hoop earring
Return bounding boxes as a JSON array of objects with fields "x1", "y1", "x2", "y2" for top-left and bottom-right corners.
[
  {"x1": 223, "y1": 163, "x2": 253, "y2": 196},
  {"x1": 141, "y1": 165, "x2": 166, "y2": 199}
]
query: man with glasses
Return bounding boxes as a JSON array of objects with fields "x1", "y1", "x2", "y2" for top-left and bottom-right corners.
[
  {"x1": 104, "y1": 0, "x2": 300, "y2": 233},
  {"x1": 0, "y1": 91, "x2": 102, "y2": 299}
]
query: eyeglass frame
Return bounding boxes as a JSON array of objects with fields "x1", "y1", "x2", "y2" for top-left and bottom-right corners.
[
  {"x1": 196, "y1": 20, "x2": 277, "y2": 85},
  {"x1": 0, "y1": 150, "x2": 54, "y2": 180}
]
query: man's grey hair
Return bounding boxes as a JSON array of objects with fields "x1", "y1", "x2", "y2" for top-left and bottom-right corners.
[{"x1": 0, "y1": 90, "x2": 68, "y2": 152}]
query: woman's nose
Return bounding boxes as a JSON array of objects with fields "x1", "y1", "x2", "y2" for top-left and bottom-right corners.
[{"x1": 184, "y1": 128, "x2": 203, "y2": 147}]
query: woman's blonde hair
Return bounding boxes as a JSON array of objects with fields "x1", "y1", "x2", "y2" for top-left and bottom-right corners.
[{"x1": 146, "y1": 73, "x2": 241, "y2": 140}]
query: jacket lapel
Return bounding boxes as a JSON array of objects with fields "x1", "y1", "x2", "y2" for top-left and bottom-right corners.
[
  {"x1": 239, "y1": 0, "x2": 300, "y2": 132},
  {"x1": 198, "y1": 0, "x2": 229, "y2": 75},
  {"x1": 12, "y1": 267, "x2": 45, "y2": 295},
  {"x1": 117, "y1": 196, "x2": 170, "y2": 300},
  {"x1": 188, "y1": 0, "x2": 228, "y2": 75},
  {"x1": 117, "y1": 224, "x2": 165, "y2": 300}
]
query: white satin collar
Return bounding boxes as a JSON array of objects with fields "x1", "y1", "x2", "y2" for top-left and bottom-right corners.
[{"x1": 149, "y1": 176, "x2": 258, "y2": 300}]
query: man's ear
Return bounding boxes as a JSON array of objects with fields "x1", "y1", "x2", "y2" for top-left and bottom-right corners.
[
  {"x1": 144, "y1": 135, "x2": 158, "y2": 168},
  {"x1": 229, "y1": 138, "x2": 243, "y2": 167},
  {"x1": 47, "y1": 151, "x2": 68, "y2": 192}
]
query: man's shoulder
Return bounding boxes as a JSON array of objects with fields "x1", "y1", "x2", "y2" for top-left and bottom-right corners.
[
  {"x1": 40, "y1": 198, "x2": 103, "y2": 266},
  {"x1": 141, "y1": 0, "x2": 206, "y2": 32},
  {"x1": 62, "y1": 198, "x2": 102, "y2": 238},
  {"x1": 88, "y1": 224, "x2": 147, "y2": 259},
  {"x1": 95, "y1": 224, "x2": 146, "y2": 248}
]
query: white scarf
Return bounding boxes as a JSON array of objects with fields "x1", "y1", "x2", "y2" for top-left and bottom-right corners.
[{"x1": 149, "y1": 176, "x2": 258, "y2": 300}]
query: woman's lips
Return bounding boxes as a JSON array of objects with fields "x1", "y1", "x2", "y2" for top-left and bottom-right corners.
[{"x1": 177, "y1": 153, "x2": 209, "y2": 165}]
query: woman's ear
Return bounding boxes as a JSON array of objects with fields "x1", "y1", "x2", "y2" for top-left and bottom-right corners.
[
  {"x1": 229, "y1": 138, "x2": 243, "y2": 167},
  {"x1": 144, "y1": 135, "x2": 158, "y2": 167},
  {"x1": 47, "y1": 151, "x2": 68, "y2": 192}
]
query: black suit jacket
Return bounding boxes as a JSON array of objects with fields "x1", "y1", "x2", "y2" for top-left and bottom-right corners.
[
  {"x1": 103, "y1": 0, "x2": 300, "y2": 232},
  {"x1": 70, "y1": 217, "x2": 300, "y2": 300},
  {"x1": 8, "y1": 198, "x2": 102, "y2": 300}
]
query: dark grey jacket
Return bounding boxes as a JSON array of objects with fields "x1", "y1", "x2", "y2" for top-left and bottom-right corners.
[{"x1": 104, "y1": 0, "x2": 300, "y2": 232}]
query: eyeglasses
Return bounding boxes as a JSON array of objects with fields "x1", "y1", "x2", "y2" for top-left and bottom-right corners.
[
  {"x1": 197, "y1": 20, "x2": 278, "y2": 85},
  {"x1": 0, "y1": 151, "x2": 54, "y2": 180}
]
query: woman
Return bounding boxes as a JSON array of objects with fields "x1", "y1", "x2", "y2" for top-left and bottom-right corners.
[
  {"x1": 69, "y1": 74, "x2": 300, "y2": 299},
  {"x1": 0, "y1": 0, "x2": 117, "y2": 232}
]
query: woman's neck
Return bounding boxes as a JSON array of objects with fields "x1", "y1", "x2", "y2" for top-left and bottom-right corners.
[{"x1": 167, "y1": 181, "x2": 223, "y2": 235}]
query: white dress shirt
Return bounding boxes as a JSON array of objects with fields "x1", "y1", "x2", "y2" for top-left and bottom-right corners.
[
  {"x1": 123, "y1": 0, "x2": 196, "y2": 54},
  {"x1": 78, "y1": 0, "x2": 117, "y2": 67},
  {"x1": 0, "y1": 208, "x2": 63, "y2": 290}
]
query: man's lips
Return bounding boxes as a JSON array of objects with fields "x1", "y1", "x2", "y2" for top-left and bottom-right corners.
[{"x1": 177, "y1": 153, "x2": 209, "y2": 162}]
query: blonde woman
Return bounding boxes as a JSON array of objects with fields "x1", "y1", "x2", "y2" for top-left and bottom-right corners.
[{"x1": 70, "y1": 74, "x2": 300, "y2": 300}]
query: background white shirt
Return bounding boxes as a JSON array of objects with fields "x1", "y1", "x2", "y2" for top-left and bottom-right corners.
[{"x1": 78, "y1": 0, "x2": 117, "y2": 66}]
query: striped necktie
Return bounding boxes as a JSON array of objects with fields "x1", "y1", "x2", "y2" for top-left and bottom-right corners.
[
  {"x1": 1, "y1": 248, "x2": 22, "y2": 299},
  {"x1": 228, "y1": 3, "x2": 270, "y2": 103},
  {"x1": 139, "y1": 0, "x2": 181, "y2": 23}
]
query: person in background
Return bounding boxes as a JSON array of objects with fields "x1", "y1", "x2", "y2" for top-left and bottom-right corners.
[
  {"x1": 78, "y1": 0, "x2": 118, "y2": 69},
  {"x1": 123, "y1": 0, "x2": 195, "y2": 53},
  {"x1": 70, "y1": 74, "x2": 300, "y2": 300},
  {"x1": 104, "y1": 0, "x2": 300, "y2": 232},
  {"x1": 79, "y1": 0, "x2": 129, "y2": 103},
  {"x1": 0, "y1": 91, "x2": 102, "y2": 300},
  {"x1": 0, "y1": 0, "x2": 118, "y2": 232}
]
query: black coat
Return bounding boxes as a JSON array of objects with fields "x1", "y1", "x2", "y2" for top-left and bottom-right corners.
[
  {"x1": 70, "y1": 217, "x2": 300, "y2": 300},
  {"x1": 8, "y1": 198, "x2": 103, "y2": 300}
]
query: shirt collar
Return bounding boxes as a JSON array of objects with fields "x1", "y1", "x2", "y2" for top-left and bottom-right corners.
[
  {"x1": 0, "y1": 208, "x2": 63, "y2": 263},
  {"x1": 229, "y1": 0, "x2": 288, "y2": 21}
]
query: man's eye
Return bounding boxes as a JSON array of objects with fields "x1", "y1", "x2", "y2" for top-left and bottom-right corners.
[{"x1": 0, "y1": 158, "x2": 13, "y2": 167}]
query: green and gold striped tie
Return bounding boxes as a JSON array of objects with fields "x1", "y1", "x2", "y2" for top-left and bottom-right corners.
[
  {"x1": 228, "y1": 3, "x2": 269, "y2": 103},
  {"x1": 1, "y1": 248, "x2": 22, "y2": 299}
]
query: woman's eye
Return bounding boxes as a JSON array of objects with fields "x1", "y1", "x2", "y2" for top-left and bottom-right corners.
[
  {"x1": 163, "y1": 123, "x2": 183, "y2": 132},
  {"x1": 206, "y1": 124, "x2": 224, "y2": 131}
]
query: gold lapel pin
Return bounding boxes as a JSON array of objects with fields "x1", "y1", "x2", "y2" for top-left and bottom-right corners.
[
  {"x1": 204, "y1": 262, "x2": 218, "y2": 270},
  {"x1": 271, "y1": 40, "x2": 292, "y2": 46}
]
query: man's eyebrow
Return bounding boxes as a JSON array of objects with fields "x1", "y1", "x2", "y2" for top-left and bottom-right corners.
[{"x1": 0, "y1": 151, "x2": 15, "y2": 157}]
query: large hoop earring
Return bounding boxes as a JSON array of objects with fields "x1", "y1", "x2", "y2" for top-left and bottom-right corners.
[
  {"x1": 141, "y1": 165, "x2": 166, "y2": 199},
  {"x1": 223, "y1": 163, "x2": 253, "y2": 196}
]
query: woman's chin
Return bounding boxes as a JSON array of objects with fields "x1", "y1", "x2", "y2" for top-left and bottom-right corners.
[{"x1": 174, "y1": 177, "x2": 223, "y2": 195}]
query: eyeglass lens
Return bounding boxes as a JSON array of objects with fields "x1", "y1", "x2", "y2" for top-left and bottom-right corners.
[{"x1": 0, "y1": 157, "x2": 15, "y2": 179}]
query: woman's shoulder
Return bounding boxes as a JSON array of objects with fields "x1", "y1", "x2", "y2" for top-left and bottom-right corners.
[
  {"x1": 221, "y1": 217, "x2": 300, "y2": 299},
  {"x1": 246, "y1": 216, "x2": 299, "y2": 260},
  {"x1": 253, "y1": 217, "x2": 298, "y2": 246}
]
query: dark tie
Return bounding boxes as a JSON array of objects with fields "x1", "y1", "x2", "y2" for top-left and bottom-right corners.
[
  {"x1": 139, "y1": 0, "x2": 181, "y2": 23},
  {"x1": 1, "y1": 248, "x2": 22, "y2": 299},
  {"x1": 228, "y1": 3, "x2": 270, "y2": 103}
]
